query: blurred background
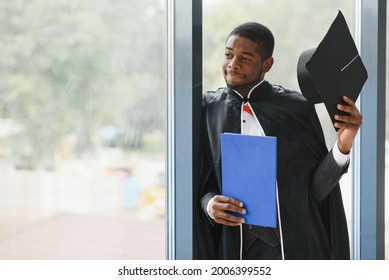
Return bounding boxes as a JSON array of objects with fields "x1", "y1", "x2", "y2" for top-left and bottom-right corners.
[
  {"x1": 0, "y1": 0, "x2": 387, "y2": 259},
  {"x1": 0, "y1": 0, "x2": 166, "y2": 259}
]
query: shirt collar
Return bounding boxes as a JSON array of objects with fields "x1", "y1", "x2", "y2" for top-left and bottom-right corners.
[{"x1": 232, "y1": 79, "x2": 265, "y2": 101}]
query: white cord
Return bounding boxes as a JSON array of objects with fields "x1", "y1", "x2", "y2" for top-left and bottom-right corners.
[
  {"x1": 239, "y1": 223, "x2": 243, "y2": 260},
  {"x1": 276, "y1": 182, "x2": 285, "y2": 260},
  {"x1": 239, "y1": 184, "x2": 284, "y2": 260}
]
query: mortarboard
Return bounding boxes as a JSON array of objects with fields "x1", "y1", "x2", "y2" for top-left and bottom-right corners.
[{"x1": 297, "y1": 11, "x2": 368, "y2": 129}]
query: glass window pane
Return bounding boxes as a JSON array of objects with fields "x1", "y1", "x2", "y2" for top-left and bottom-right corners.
[
  {"x1": 386, "y1": 3, "x2": 389, "y2": 261},
  {"x1": 203, "y1": 0, "x2": 354, "y2": 256},
  {"x1": 0, "y1": 0, "x2": 166, "y2": 259}
]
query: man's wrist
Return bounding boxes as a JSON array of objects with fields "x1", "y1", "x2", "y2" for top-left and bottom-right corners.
[
  {"x1": 206, "y1": 197, "x2": 216, "y2": 220},
  {"x1": 333, "y1": 140, "x2": 350, "y2": 167},
  {"x1": 337, "y1": 141, "x2": 351, "y2": 155}
]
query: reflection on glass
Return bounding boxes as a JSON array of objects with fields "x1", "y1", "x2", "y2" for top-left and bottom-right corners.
[{"x1": 0, "y1": 0, "x2": 165, "y2": 259}]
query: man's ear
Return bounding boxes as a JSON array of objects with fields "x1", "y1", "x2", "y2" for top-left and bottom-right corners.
[{"x1": 262, "y1": 56, "x2": 274, "y2": 73}]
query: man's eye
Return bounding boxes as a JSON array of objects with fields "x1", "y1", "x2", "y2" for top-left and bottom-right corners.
[
  {"x1": 242, "y1": 57, "x2": 251, "y2": 62},
  {"x1": 225, "y1": 53, "x2": 233, "y2": 58}
]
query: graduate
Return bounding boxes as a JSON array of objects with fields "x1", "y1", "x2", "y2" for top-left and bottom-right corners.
[{"x1": 194, "y1": 20, "x2": 364, "y2": 260}]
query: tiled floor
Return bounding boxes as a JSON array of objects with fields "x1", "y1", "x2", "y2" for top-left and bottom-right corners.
[{"x1": 0, "y1": 213, "x2": 165, "y2": 260}]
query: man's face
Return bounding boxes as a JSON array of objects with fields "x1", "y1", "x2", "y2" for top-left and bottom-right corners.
[{"x1": 222, "y1": 35, "x2": 272, "y2": 96}]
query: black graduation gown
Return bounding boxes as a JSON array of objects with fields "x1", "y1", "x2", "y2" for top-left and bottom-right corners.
[{"x1": 194, "y1": 80, "x2": 350, "y2": 260}]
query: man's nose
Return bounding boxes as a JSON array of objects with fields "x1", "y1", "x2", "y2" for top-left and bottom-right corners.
[{"x1": 229, "y1": 57, "x2": 240, "y2": 69}]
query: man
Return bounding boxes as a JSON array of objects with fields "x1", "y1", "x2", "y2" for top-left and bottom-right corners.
[{"x1": 194, "y1": 22, "x2": 362, "y2": 260}]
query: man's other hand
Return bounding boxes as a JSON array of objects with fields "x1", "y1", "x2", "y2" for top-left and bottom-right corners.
[{"x1": 208, "y1": 195, "x2": 246, "y2": 226}]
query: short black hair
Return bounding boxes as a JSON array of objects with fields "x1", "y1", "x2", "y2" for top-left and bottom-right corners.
[{"x1": 227, "y1": 22, "x2": 274, "y2": 59}]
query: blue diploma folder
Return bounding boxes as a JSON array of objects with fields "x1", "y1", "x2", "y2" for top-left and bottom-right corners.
[{"x1": 221, "y1": 133, "x2": 277, "y2": 228}]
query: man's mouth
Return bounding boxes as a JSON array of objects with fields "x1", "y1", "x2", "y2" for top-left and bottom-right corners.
[{"x1": 226, "y1": 71, "x2": 243, "y2": 78}]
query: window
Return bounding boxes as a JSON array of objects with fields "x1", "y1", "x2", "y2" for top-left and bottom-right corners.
[{"x1": 0, "y1": 0, "x2": 166, "y2": 259}]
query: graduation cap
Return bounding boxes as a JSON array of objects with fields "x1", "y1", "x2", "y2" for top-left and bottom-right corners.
[{"x1": 297, "y1": 10, "x2": 368, "y2": 129}]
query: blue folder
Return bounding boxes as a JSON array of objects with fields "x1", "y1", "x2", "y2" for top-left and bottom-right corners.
[{"x1": 221, "y1": 133, "x2": 277, "y2": 228}]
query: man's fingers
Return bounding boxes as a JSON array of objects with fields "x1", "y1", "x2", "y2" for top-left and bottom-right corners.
[
  {"x1": 342, "y1": 95, "x2": 355, "y2": 106},
  {"x1": 210, "y1": 199, "x2": 246, "y2": 216},
  {"x1": 213, "y1": 211, "x2": 245, "y2": 226},
  {"x1": 334, "y1": 114, "x2": 362, "y2": 126},
  {"x1": 335, "y1": 96, "x2": 362, "y2": 128},
  {"x1": 209, "y1": 195, "x2": 246, "y2": 226},
  {"x1": 214, "y1": 195, "x2": 244, "y2": 207},
  {"x1": 338, "y1": 96, "x2": 362, "y2": 115},
  {"x1": 212, "y1": 195, "x2": 246, "y2": 215},
  {"x1": 334, "y1": 121, "x2": 359, "y2": 130},
  {"x1": 214, "y1": 217, "x2": 244, "y2": 227},
  {"x1": 337, "y1": 104, "x2": 354, "y2": 114}
]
